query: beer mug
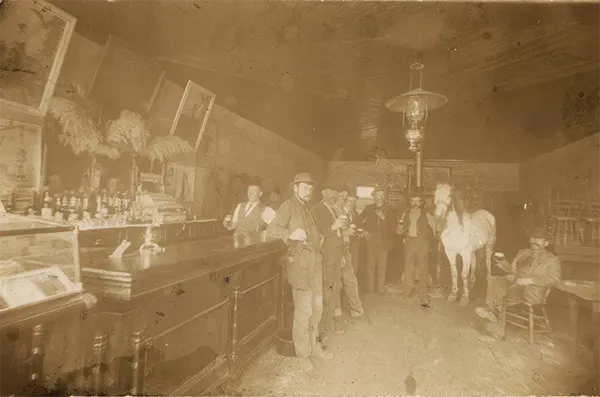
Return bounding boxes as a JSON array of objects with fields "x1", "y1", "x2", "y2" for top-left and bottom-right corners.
[{"x1": 339, "y1": 215, "x2": 349, "y2": 228}]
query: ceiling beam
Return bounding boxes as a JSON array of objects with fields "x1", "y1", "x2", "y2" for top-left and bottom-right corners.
[{"x1": 158, "y1": 56, "x2": 382, "y2": 108}]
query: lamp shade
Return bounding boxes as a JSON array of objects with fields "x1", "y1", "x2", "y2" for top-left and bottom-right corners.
[{"x1": 385, "y1": 88, "x2": 448, "y2": 113}]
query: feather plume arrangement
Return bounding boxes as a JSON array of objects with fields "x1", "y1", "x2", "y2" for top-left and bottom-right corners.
[
  {"x1": 142, "y1": 136, "x2": 193, "y2": 163},
  {"x1": 106, "y1": 110, "x2": 151, "y2": 155},
  {"x1": 48, "y1": 97, "x2": 105, "y2": 156}
]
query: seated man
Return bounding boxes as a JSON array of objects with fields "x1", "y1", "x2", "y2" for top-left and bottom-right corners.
[{"x1": 475, "y1": 226, "x2": 561, "y2": 336}]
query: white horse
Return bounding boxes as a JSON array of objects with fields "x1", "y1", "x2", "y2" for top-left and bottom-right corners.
[{"x1": 433, "y1": 183, "x2": 497, "y2": 306}]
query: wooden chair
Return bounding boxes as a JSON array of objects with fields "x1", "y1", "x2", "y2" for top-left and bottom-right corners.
[{"x1": 499, "y1": 287, "x2": 552, "y2": 344}]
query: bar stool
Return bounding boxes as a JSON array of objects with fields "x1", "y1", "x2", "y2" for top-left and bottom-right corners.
[{"x1": 549, "y1": 200, "x2": 585, "y2": 246}]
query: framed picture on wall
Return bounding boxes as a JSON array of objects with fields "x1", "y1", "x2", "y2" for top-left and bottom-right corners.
[
  {"x1": 196, "y1": 120, "x2": 217, "y2": 168},
  {"x1": 0, "y1": 0, "x2": 76, "y2": 117},
  {"x1": 88, "y1": 35, "x2": 166, "y2": 115},
  {"x1": 0, "y1": 118, "x2": 42, "y2": 193},
  {"x1": 169, "y1": 80, "x2": 216, "y2": 152}
]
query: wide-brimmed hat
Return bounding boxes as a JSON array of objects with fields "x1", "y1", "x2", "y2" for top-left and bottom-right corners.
[
  {"x1": 292, "y1": 172, "x2": 316, "y2": 185},
  {"x1": 408, "y1": 189, "x2": 423, "y2": 199},
  {"x1": 371, "y1": 185, "x2": 386, "y2": 197},
  {"x1": 321, "y1": 180, "x2": 339, "y2": 191},
  {"x1": 529, "y1": 226, "x2": 551, "y2": 240}
]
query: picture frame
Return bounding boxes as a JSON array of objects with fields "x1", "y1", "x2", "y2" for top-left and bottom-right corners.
[
  {"x1": 88, "y1": 35, "x2": 166, "y2": 115},
  {"x1": 196, "y1": 120, "x2": 218, "y2": 168},
  {"x1": 169, "y1": 80, "x2": 216, "y2": 152},
  {"x1": 0, "y1": 0, "x2": 76, "y2": 117},
  {"x1": 0, "y1": 118, "x2": 43, "y2": 193}
]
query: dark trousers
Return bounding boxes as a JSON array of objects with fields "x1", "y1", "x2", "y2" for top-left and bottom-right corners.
[
  {"x1": 320, "y1": 246, "x2": 342, "y2": 336},
  {"x1": 365, "y1": 233, "x2": 389, "y2": 293},
  {"x1": 403, "y1": 236, "x2": 431, "y2": 299}
]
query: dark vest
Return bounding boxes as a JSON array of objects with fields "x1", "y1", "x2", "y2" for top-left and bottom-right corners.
[
  {"x1": 235, "y1": 201, "x2": 266, "y2": 235},
  {"x1": 403, "y1": 208, "x2": 434, "y2": 241}
]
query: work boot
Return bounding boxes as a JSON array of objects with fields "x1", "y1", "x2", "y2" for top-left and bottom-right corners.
[
  {"x1": 350, "y1": 309, "x2": 364, "y2": 318},
  {"x1": 296, "y1": 357, "x2": 314, "y2": 371},
  {"x1": 313, "y1": 346, "x2": 334, "y2": 360},
  {"x1": 475, "y1": 307, "x2": 498, "y2": 322}
]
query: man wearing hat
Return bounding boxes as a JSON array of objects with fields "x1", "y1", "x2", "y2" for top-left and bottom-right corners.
[
  {"x1": 266, "y1": 173, "x2": 333, "y2": 371},
  {"x1": 332, "y1": 187, "x2": 364, "y2": 319},
  {"x1": 357, "y1": 185, "x2": 399, "y2": 294},
  {"x1": 398, "y1": 190, "x2": 436, "y2": 306},
  {"x1": 475, "y1": 226, "x2": 561, "y2": 337},
  {"x1": 312, "y1": 181, "x2": 352, "y2": 337},
  {"x1": 223, "y1": 181, "x2": 276, "y2": 236}
]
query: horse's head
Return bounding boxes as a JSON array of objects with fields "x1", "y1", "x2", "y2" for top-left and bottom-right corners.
[{"x1": 434, "y1": 183, "x2": 452, "y2": 220}]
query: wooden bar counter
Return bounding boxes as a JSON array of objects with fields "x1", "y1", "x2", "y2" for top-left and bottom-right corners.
[{"x1": 78, "y1": 229, "x2": 287, "y2": 396}]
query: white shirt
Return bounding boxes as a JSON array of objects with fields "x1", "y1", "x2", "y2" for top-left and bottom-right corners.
[{"x1": 231, "y1": 201, "x2": 276, "y2": 226}]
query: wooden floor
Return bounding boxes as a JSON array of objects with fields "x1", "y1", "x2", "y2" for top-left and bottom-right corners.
[{"x1": 237, "y1": 292, "x2": 596, "y2": 396}]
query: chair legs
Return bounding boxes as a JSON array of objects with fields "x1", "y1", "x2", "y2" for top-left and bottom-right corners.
[
  {"x1": 528, "y1": 306, "x2": 535, "y2": 344},
  {"x1": 502, "y1": 301, "x2": 551, "y2": 344}
]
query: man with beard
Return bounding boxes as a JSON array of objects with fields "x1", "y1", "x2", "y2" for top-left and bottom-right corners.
[
  {"x1": 358, "y1": 186, "x2": 398, "y2": 294},
  {"x1": 266, "y1": 173, "x2": 332, "y2": 371},
  {"x1": 398, "y1": 191, "x2": 436, "y2": 307},
  {"x1": 332, "y1": 187, "x2": 364, "y2": 319},
  {"x1": 475, "y1": 226, "x2": 561, "y2": 338},
  {"x1": 312, "y1": 182, "x2": 349, "y2": 338}
]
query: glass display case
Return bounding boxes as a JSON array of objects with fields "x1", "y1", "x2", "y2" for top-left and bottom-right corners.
[{"x1": 0, "y1": 213, "x2": 82, "y2": 314}]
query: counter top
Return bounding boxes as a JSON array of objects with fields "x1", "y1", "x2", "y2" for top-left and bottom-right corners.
[{"x1": 81, "y1": 232, "x2": 287, "y2": 300}]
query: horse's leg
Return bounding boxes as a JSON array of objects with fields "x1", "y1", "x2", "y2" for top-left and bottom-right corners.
[
  {"x1": 460, "y1": 250, "x2": 473, "y2": 306},
  {"x1": 445, "y1": 248, "x2": 458, "y2": 302},
  {"x1": 468, "y1": 250, "x2": 477, "y2": 294},
  {"x1": 485, "y1": 243, "x2": 494, "y2": 283}
]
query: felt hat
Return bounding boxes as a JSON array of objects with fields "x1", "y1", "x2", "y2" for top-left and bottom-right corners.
[
  {"x1": 371, "y1": 184, "x2": 386, "y2": 196},
  {"x1": 292, "y1": 172, "x2": 316, "y2": 185},
  {"x1": 529, "y1": 226, "x2": 551, "y2": 240}
]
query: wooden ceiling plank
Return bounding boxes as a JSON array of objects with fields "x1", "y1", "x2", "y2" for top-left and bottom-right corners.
[
  {"x1": 430, "y1": 23, "x2": 593, "y2": 83},
  {"x1": 495, "y1": 62, "x2": 599, "y2": 91},
  {"x1": 439, "y1": 22, "x2": 582, "y2": 75},
  {"x1": 473, "y1": 31, "x2": 596, "y2": 77}
]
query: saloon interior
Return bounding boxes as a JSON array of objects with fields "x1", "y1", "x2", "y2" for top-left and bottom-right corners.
[{"x1": 0, "y1": 1, "x2": 599, "y2": 396}]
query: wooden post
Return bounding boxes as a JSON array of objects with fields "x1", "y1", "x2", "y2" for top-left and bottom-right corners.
[
  {"x1": 228, "y1": 285, "x2": 241, "y2": 389},
  {"x1": 93, "y1": 334, "x2": 108, "y2": 394},
  {"x1": 30, "y1": 324, "x2": 45, "y2": 389},
  {"x1": 130, "y1": 329, "x2": 147, "y2": 395}
]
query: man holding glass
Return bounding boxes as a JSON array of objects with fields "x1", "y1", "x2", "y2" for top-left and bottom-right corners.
[{"x1": 266, "y1": 173, "x2": 332, "y2": 371}]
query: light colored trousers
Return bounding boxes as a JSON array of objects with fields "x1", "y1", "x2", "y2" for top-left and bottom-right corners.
[{"x1": 291, "y1": 255, "x2": 323, "y2": 358}]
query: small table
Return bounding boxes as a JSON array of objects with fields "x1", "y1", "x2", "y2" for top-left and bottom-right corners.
[{"x1": 556, "y1": 280, "x2": 600, "y2": 387}]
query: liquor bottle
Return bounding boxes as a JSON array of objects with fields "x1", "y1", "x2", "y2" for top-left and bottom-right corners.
[
  {"x1": 101, "y1": 190, "x2": 109, "y2": 217},
  {"x1": 54, "y1": 194, "x2": 62, "y2": 214},
  {"x1": 81, "y1": 193, "x2": 91, "y2": 220},
  {"x1": 61, "y1": 191, "x2": 70, "y2": 220},
  {"x1": 41, "y1": 192, "x2": 53, "y2": 219},
  {"x1": 114, "y1": 192, "x2": 122, "y2": 215},
  {"x1": 67, "y1": 191, "x2": 79, "y2": 222}
]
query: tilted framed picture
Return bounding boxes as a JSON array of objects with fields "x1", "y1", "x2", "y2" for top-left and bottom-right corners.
[
  {"x1": 169, "y1": 80, "x2": 216, "y2": 152},
  {"x1": 0, "y1": 0, "x2": 76, "y2": 117}
]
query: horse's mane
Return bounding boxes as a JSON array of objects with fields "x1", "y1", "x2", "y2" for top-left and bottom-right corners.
[{"x1": 436, "y1": 183, "x2": 467, "y2": 228}]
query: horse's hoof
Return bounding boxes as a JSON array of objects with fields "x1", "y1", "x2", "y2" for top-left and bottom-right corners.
[
  {"x1": 447, "y1": 294, "x2": 458, "y2": 302},
  {"x1": 460, "y1": 296, "x2": 470, "y2": 306}
]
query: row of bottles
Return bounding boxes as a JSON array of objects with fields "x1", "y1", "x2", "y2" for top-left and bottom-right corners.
[{"x1": 37, "y1": 188, "x2": 150, "y2": 224}]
